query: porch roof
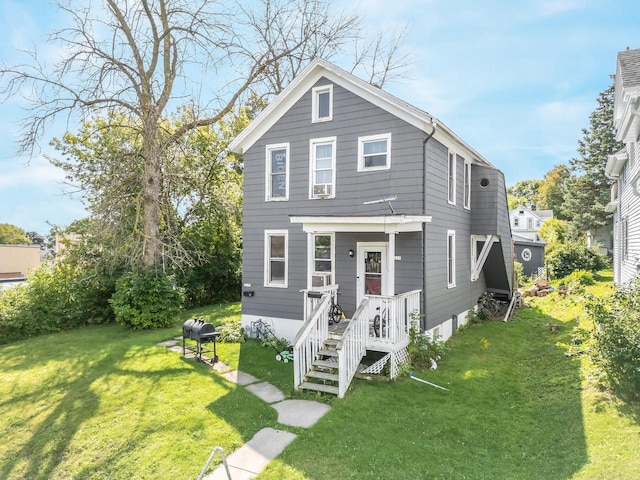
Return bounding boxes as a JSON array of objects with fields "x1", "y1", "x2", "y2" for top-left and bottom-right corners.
[{"x1": 290, "y1": 214, "x2": 432, "y2": 233}]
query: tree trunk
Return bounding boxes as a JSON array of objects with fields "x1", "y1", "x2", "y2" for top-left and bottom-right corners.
[{"x1": 142, "y1": 117, "x2": 161, "y2": 269}]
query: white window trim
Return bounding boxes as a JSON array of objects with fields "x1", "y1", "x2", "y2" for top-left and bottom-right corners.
[
  {"x1": 447, "y1": 230, "x2": 456, "y2": 288},
  {"x1": 463, "y1": 159, "x2": 471, "y2": 210},
  {"x1": 308, "y1": 233, "x2": 335, "y2": 287},
  {"x1": 265, "y1": 143, "x2": 289, "y2": 202},
  {"x1": 357, "y1": 133, "x2": 392, "y2": 172},
  {"x1": 264, "y1": 230, "x2": 288, "y2": 288},
  {"x1": 448, "y1": 150, "x2": 457, "y2": 205},
  {"x1": 309, "y1": 136, "x2": 337, "y2": 199},
  {"x1": 312, "y1": 84, "x2": 333, "y2": 123}
]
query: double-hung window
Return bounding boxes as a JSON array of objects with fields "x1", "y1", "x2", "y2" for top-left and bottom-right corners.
[
  {"x1": 310, "y1": 137, "x2": 336, "y2": 199},
  {"x1": 266, "y1": 143, "x2": 289, "y2": 201},
  {"x1": 358, "y1": 133, "x2": 391, "y2": 171},
  {"x1": 448, "y1": 151, "x2": 456, "y2": 205},
  {"x1": 264, "y1": 230, "x2": 288, "y2": 287},
  {"x1": 311, "y1": 234, "x2": 334, "y2": 286},
  {"x1": 312, "y1": 84, "x2": 333, "y2": 123},
  {"x1": 447, "y1": 230, "x2": 456, "y2": 288},
  {"x1": 463, "y1": 159, "x2": 471, "y2": 209}
]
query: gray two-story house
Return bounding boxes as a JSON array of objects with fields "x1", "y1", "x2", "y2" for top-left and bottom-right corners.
[{"x1": 229, "y1": 59, "x2": 513, "y2": 397}]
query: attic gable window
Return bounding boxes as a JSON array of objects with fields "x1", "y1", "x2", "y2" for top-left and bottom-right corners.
[
  {"x1": 312, "y1": 84, "x2": 333, "y2": 123},
  {"x1": 358, "y1": 133, "x2": 391, "y2": 171}
]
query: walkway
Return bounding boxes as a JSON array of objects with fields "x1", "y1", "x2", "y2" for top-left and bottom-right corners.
[{"x1": 157, "y1": 338, "x2": 331, "y2": 479}]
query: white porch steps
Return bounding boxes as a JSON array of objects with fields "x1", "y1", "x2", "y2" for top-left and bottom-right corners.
[{"x1": 298, "y1": 335, "x2": 342, "y2": 396}]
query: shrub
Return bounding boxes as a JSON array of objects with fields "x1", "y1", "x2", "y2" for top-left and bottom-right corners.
[
  {"x1": 217, "y1": 322, "x2": 246, "y2": 343},
  {"x1": 109, "y1": 269, "x2": 185, "y2": 329},
  {"x1": 407, "y1": 326, "x2": 448, "y2": 370},
  {"x1": 513, "y1": 261, "x2": 529, "y2": 288},
  {"x1": 546, "y1": 243, "x2": 609, "y2": 279},
  {"x1": 0, "y1": 263, "x2": 116, "y2": 343},
  {"x1": 559, "y1": 269, "x2": 595, "y2": 288},
  {"x1": 581, "y1": 282, "x2": 640, "y2": 400}
]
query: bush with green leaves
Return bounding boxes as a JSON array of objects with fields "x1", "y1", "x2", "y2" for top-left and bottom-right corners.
[
  {"x1": 217, "y1": 322, "x2": 246, "y2": 343},
  {"x1": 581, "y1": 282, "x2": 640, "y2": 400},
  {"x1": 407, "y1": 326, "x2": 448, "y2": 370},
  {"x1": 546, "y1": 243, "x2": 609, "y2": 279},
  {"x1": 0, "y1": 263, "x2": 116, "y2": 343},
  {"x1": 109, "y1": 269, "x2": 185, "y2": 329},
  {"x1": 558, "y1": 269, "x2": 595, "y2": 289}
]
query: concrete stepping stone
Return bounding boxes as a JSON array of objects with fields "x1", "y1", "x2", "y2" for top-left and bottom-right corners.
[
  {"x1": 245, "y1": 382, "x2": 285, "y2": 403},
  {"x1": 156, "y1": 339, "x2": 178, "y2": 347},
  {"x1": 271, "y1": 399, "x2": 331, "y2": 428},
  {"x1": 202, "y1": 427, "x2": 297, "y2": 480},
  {"x1": 221, "y1": 370, "x2": 258, "y2": 386}
]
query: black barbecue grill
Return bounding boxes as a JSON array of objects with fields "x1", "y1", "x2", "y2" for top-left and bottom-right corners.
[{"x1": 182, "y1": 318, "x2": 219, "y2": 364}]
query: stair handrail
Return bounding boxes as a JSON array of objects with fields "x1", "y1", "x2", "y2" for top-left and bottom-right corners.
[
  {"x1": 196, "y1": 446, "x2": 231, "y2": 480},
  {"x1": 293, "y1": 293, "x2": 331, "y2": 390},
  {"x1": 335, "y1": 298, "x2": 369, "y2": 398}
]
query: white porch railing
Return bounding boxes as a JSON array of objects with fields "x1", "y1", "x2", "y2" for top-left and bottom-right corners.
[
  {"x1": 293, "y1": 292, "x2": 331, "y2": 391},
  {"x1": 302, "y1": 284, "x2": 339, "y2": 322},
  {"x1": 364, "y1": 290, "x2": 421, "y2": 348},
  {"x1": 336, "y1": 298, "x2": 369, "y2": 398}
]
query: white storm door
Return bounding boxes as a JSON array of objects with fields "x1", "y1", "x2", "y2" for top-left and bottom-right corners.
[{"x1": 356, "y1": 243, "x2": 388, "y2": 306}]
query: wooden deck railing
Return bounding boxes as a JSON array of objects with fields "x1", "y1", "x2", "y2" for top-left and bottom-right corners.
[
  {"x1": 364, "y1": 290, "x2": 421, "y2": 347},
  {"x1": 293, "y1": 291, "x2": 331, "y2": 391},
  {"x1": 336, "y1": 298, "x2": 369, "y2": 398}
]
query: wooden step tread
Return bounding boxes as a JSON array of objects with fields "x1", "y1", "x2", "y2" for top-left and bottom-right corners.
[
  {"x1": 306, "y1": 370, "x2": 339, "y2": 381},
  {"x1": 317, "y1": 348, "x2": 338, "y2": 357},
  {"x1": 312, "y1": 359, "x2": 338, "y2": 369},
  {"x1": 299, "y1": 381, "x2": 339, "y2": 395},
  {"x1": 324, "y1": 338, "x2": 339, "y2": 347}
]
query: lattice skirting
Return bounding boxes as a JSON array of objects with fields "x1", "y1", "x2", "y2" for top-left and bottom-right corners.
[{"x1": 359, "y1": 346, "x2": 410, "y2": 378}]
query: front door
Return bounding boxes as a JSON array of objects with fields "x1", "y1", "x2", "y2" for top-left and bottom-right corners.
[{"x1": 356, "y1": 243, "x2": 388, "y2": 307}]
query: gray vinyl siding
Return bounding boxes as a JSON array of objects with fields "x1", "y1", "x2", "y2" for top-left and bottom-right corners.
[
  {"x1": 617, "y1": 140, "x2": 640, "y2": 284},
  {"x1": 422, "y1": 140, "x2": 488, "y2": 330}
]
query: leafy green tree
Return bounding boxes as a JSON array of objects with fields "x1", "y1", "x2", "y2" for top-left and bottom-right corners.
[
  {"x1": 538, "y1": 217, "x2": 568, "y2": 246},
  {"x1": 0, "y1": 223, "x2": 30, "y2": 244},
  {"x1": 562, "y1": 83, "x2": 623, "y2": 232},
  {"x1": 507, "y1": 180, "x2": 542, "y2": 209},
  {"x1": 536, "y1": 164, "x2": 570, "y2": 218},
  {"x1": 2, "y1": 0, "x2": 408, "y2": 270}
]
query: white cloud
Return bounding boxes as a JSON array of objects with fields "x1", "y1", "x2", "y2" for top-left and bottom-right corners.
[{"x1": 0, "y1": 156, "x2": 66, "y2": 189}]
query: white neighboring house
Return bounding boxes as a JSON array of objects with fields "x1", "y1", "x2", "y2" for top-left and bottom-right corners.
[
  {"x1": 509, "y1": 204, "x2": 553, "y2": 242},
  {"x1": 606, "y1": 47, "x2": 640, "y2": 285}
]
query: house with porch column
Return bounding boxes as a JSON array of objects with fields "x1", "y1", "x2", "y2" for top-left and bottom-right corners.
[{"x1": 229, "y1": 58, "x2": 513, "y2": 397}]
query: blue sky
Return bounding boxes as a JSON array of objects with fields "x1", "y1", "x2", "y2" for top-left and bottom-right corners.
[{"x1": 0, "y1": 0, "x2": 638, "y2": 235}]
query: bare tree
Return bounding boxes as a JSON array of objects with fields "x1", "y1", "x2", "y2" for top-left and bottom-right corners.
[{"x1": 1, "y1": 0, "x2": 409, "y2": 270}]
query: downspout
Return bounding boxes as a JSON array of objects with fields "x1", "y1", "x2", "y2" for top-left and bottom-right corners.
[{"x1": 421, "y1": 119, "x2": 437, "y2": 331}]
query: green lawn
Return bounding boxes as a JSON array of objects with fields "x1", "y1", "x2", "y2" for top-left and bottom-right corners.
[{"x1": 1, "y1": 273, "x2": 639, "y2": 479}]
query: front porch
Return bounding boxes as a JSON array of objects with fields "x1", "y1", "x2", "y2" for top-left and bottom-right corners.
[{"x1": 293, "y1": 287, "x2": 421, "y2": 398}]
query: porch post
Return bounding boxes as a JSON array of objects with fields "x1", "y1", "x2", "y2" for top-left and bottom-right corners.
[{"x1": 388, "y1": 232, "x2": 396, "y2": 296}]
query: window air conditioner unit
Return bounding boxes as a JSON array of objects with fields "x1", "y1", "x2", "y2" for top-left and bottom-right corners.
[
  {"x1": 313, "y1": 184, "x2": 332, "y2": 197},
  {"x1": 312, "y1": 273, "x2": 331, "y2": 287}
]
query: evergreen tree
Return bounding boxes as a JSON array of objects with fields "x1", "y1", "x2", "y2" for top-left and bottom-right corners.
[{"x1": 563, "y1": 83, "x2": 623, "y2": 232}]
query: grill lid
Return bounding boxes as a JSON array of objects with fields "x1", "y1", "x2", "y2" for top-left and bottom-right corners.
[{"x1": 182, "y1": 318, "x2": 216, "y2": 340}]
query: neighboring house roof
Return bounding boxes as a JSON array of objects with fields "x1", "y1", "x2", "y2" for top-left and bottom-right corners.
[
  {"x1": 228, "y1": 58, "x2": 495, "y2": 169},
  {"x1": 509, "y1": 204, "x2": 553, "y2": 223},
  {"x1": 614, "y1": 48, "x2": 640, "y2": 142},
  {"x1": 512, "y1": 233, "x2": 545, "y2": 245},
  {"x1": 618, "y1": 48, "x2": 640, "y2": 89}
]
